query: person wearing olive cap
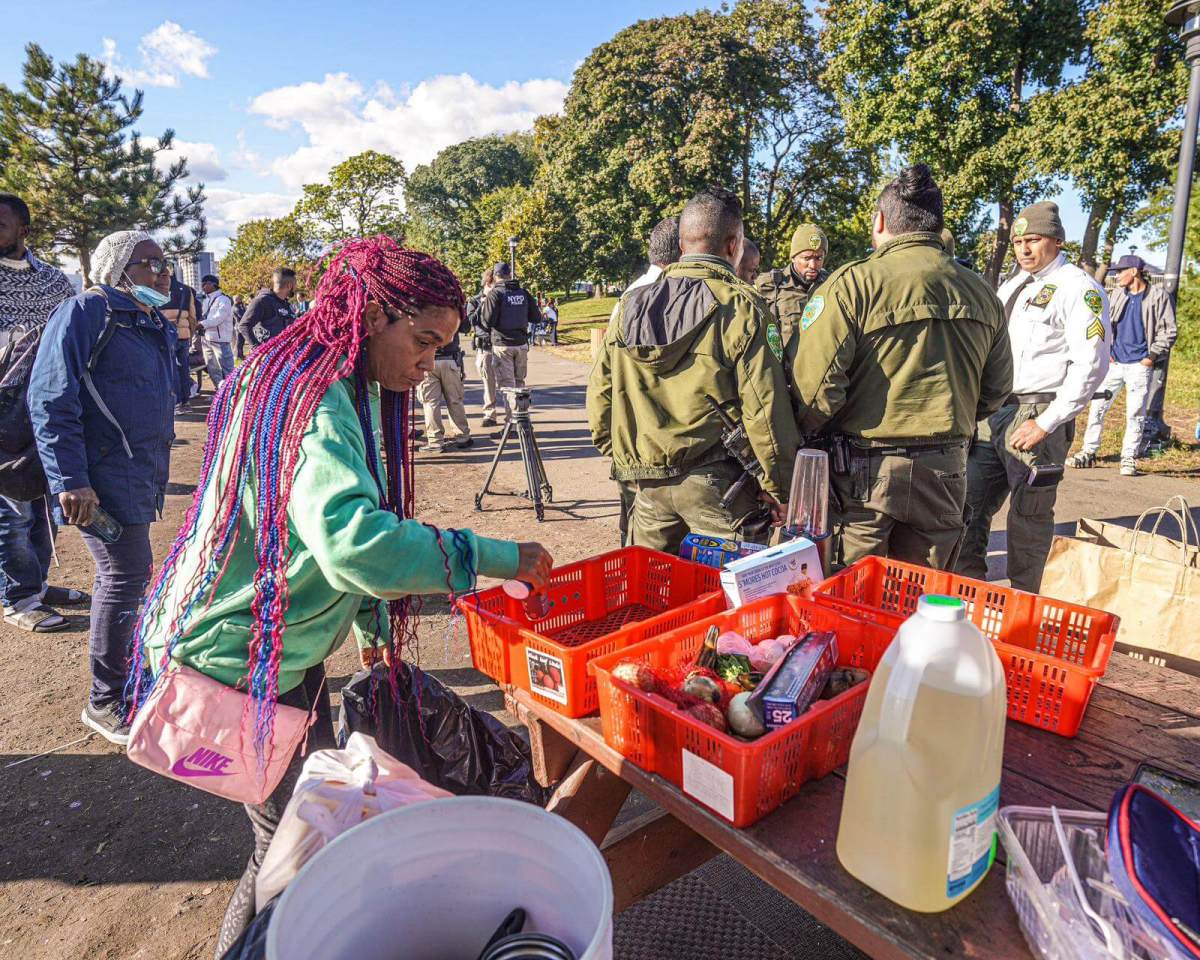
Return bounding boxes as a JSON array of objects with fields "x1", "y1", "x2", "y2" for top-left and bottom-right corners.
[
  {"x1": 957, "y1": 200, "x2": 1111, "y2": 593},
  {"x1": 756, "y1": 223, "x2": 830, "y2": 363}
]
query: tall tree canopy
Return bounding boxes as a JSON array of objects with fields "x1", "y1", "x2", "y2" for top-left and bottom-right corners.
[
  {"x1": 294, "y1": 150, "x2": 407, "y2": 245},
  {"x1": 1031, "y1": 0, "x2": 1186, "y2": 275},
  {"x1": 405, "y1": 134, "x2": 536, "y2": 282},
  {"x1": 822, "y1": 0, "x2": 1085, "y2": 285},
  {"x1": 543, "y1": 0, "x2": 872, "y2": 281},
  {"x1": 0, "y1": 43, "x2": 206, "y2": 283},
  {"x1": 218, "y1": 214, "x2": 310, "y2": 298}
]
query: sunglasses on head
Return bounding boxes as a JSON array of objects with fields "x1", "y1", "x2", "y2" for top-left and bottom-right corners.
[{"x1": 127, "y1": 257, "x2": 174, "y2": 276}]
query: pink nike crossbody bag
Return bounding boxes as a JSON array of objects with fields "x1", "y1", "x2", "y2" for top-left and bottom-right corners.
[{"x1": 127, "y1": 665, "x2": 318, "y2": 805}]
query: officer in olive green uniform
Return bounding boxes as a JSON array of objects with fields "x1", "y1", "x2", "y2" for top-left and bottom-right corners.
[
  {"x1": 756, "y1": 224, "x2": 830, "y2": 363},
  {"x1": 792, "y1": 165, "x2": 1013, "y2": 570},
  {"x1": 588, "y1": 187, "x2": 799, "y2": 554}
]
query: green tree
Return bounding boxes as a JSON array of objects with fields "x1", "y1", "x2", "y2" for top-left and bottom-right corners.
[
  {"x1": 218, "y1": 215, "x2": 309, "y2": 298},
  {"x1": 405, "y1": 134, "x2": 536, "y2": 282},
  {"x1": 0, "y1": 43, "x2": 206, "y2": 283},
  {"x1": 293, "y1": 150, "x2": 406, "y2": 244},
  {"x1": 544, "y1": 1, "x2": 872, "y2": 282},
  {"x1": 1032, "y1": 0, "x2": 1186, "y2": 276},
  {"x1": 822, "y1": 0, "x2": 1086, "y2": 285},
  {"x1": 486, "y1": 183, "x2": 587, "y2": 293}
]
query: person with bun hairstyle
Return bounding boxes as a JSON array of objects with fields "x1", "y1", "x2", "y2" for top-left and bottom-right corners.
[{"x1": 791, "y1": 164, "x2": 1012, "y2": 571}]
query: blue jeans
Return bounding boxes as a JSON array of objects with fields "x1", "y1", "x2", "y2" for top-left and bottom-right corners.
[
  {"x1": 174, "y1": 338, "x2": 192, "y2": 403},
  {"x1": 80, "y1": 522, "x2": 152, "y2": 708},
  {"x1": 0, "y1": 495, "x2": 54, "y2": 609}
]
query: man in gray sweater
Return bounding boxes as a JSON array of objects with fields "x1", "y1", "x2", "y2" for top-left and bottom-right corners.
[{"x1": 1069, "y1": 255, "x2": 1177, "y2": 476}]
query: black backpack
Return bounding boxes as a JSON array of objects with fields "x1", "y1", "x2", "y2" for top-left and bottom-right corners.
[{"x1": 0, "y1": 293, "x2": 120, "y2": 501}]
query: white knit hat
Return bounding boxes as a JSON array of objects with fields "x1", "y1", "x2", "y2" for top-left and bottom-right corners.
[{"x1": 91, "y1": 230, "x2": 154, "y2": 287}]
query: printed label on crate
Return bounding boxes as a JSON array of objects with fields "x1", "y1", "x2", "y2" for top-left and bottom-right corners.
[
  {"x1": 682, "y1": 749, "x2": 734, "y2": 821},
  {"x1": 946, "y1": 784, "x2": 1000, "y2": 898},
  {"x1": 526, "y1": 648, "x2": 568, "y2": 705}
]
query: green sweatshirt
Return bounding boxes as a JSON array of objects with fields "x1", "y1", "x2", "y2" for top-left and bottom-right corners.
[{"x1": 140, "y1": 377, "x2": 519, "y2": 695}]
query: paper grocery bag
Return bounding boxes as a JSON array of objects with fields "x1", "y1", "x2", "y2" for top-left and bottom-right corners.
[{"x1": 1042, "y1": 498, "x2": 1200, "y2": 675}]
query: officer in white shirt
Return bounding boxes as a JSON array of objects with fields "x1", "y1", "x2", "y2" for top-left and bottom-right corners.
[
  {"x1": 956, "y1": 201, "x2": 1110, "y2": 592},
  {"x1": 199, "y1": 274, "x2": 235, "y2": 389}
]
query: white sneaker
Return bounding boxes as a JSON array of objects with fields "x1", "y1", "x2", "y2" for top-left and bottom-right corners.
[{"x1": 1120, "y1": 459, "x2": 1139, "y2": 477}]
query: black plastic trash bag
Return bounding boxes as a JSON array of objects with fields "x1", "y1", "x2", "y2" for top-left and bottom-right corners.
[
  {"x1": 338, "y1": 664, "x2": 549, "y2": 806},
  {"x1": 219, "y1": 896, "x2": 276, "y2": 960}
]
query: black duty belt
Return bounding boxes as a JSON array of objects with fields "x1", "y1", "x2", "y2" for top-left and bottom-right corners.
[
  {"x1": 1004, "y1": 390, "x2": 1113, "y2": 406},
  {"x1": 851, "y1": 439, "x2": 969, "y2": 459}
]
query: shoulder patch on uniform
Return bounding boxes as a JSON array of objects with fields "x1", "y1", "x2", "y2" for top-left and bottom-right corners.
[
  {"x1": 1085, "y1": 318, "x2": 1104, "y2": 341},
  {"x1": 800, "y1": 295, "x2": 825, "y2": 331},
  {"x1": 765, "y1": 322, "x2": 783, "y2": 361},
  {"x1": 1083, "y1": 289, "x2": 1103, "y2": 316},
  {"x1": 1012, "y1": 217, "x2": 1028, "y2": 238},
  {"x1": 1031, "y1": 283, "x2": 1057, "y2": 307}
]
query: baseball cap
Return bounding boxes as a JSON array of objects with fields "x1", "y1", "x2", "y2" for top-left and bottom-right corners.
[{"x1": 1111, "y1": 255, "x2": 1144, "y2": 272}]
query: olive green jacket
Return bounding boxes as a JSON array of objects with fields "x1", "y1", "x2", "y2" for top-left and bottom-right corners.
[
  {"x1": 792, "y1": 233, "x2": 1012, "y2": 442},
  {"x1": 587, "y1": 254, "x2": 799, "y2": 498},
  {"x1": 755, "y1": 265, "x2": 829, "y2": 358}
]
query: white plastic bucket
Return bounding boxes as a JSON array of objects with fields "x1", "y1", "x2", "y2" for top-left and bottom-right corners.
[{"x1": 267, "y1": 796, "x2": 614, "y2": 960}]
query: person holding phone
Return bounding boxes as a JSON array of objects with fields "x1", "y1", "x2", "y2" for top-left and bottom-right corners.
[{"x1": 27, "y1": 230, "x2": 177, "y2": 744}]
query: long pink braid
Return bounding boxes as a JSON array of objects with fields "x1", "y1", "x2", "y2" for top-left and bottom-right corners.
[{"x1": 126, "y1": 236, "x2": 465, "y2": 757}]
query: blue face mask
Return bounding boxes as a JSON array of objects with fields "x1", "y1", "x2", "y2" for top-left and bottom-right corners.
[{"x1": 129, "y1": 283, "x2": 170, "y2": 308}]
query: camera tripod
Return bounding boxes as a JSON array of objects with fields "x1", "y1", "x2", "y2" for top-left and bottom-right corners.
[{"x1": 475, "y1": 388, "x2": 553, "y2": 521}]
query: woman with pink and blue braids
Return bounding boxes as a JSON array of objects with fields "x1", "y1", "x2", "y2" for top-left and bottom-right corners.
[{"x1": 128, "y1": 236, "x2": 553, "y2": 953}]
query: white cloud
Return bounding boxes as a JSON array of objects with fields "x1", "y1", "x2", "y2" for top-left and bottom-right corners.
[
  {"x1": 142, "y1": 138, "x2": 227, "y2": 182},
  {"x1": 248, "y1": 72, "x2": 568, "y2": 188},
  {"x1": 101, "y1": 21, "x2": 216, "y2": 88},
  {"x1": 203, "y1": 187, "x2": 295, "y2": 244}
]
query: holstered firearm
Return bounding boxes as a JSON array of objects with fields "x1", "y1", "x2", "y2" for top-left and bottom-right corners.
[{"x1": 704, "y1": 394, "x2": 764, "y2": 509}]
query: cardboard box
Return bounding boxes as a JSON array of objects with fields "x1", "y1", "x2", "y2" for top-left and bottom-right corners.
[{"x1": 719, "y1": 536, "x2": 823, "y2": 607}]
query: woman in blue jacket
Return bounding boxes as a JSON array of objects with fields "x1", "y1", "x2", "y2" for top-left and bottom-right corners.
[{"x1": 28, "y1": 230, "x2": 177, "y2": 744}]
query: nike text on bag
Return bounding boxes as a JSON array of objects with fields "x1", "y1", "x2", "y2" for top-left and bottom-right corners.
[{"x1": 127, "y1": 665, "x2": 315, "y2": 804}]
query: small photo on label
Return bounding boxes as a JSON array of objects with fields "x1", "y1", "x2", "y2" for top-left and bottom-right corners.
[{"x1": 526, "y1": 648, "x2": 567, "y2": 705}]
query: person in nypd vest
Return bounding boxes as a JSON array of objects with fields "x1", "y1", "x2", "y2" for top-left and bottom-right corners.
[
  {"x1": 478, "y1": 261, "x2": 540, "y2": 424},
  {"x1": 957, "y1": 201, "x2": 1110, "y2": 593}
]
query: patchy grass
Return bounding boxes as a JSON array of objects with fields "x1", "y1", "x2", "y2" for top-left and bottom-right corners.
[{"x1": 557, "y1": 296, "x2": 618, "y2": 323}]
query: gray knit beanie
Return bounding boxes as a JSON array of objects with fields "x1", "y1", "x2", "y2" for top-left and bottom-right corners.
[{"x1": 1012, "y1": 202, "x2": 1065, "y2": 242}]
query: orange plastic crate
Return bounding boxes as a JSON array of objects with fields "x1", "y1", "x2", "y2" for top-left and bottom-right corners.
[
  {"x1": 813, "y1": 557, "x2": 1119, "y2": 737},
  {"x1": 590, "y1": 594, "x2": 895, "y2": 827},
  {"x1": 456, "y1": 547, "x2": 723, "y2": 718}
]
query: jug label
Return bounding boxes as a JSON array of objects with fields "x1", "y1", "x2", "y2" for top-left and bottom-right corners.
[
  {"x1": 946, "y1": 785, "x2": 999, "y2": 897},
  {"x1": 682, "y1": 750, "x2": 734, "y2": 820},
  {"x1": 526, "y1": 649, "x2": 567, "y2": 705}
]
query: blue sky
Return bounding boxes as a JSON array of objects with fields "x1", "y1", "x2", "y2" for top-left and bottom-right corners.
[{"x1": 2, "y1": 2, "x2": 1156, "y2": 261}]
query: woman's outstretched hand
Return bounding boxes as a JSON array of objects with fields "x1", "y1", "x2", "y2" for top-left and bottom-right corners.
[{"x1": 515, "y1": 542, "x2": 554, "y2": 589}]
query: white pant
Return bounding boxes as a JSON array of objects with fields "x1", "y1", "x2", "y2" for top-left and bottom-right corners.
[
  {"x1": 492, "y1": 344, "x2": 529, "y2": 417},
  {"x1": 1082, "y1": 361, "x2": 1153, "y2": 461},
  {"x1": 201, "y1": 339, "x2": 234, "y2": 388},
  {"x1": 417, "y1": 357, "x2": 470, "y2": 442},
  {"x1": 475, "y1": 348, "x2": 498, "y2": 419}
]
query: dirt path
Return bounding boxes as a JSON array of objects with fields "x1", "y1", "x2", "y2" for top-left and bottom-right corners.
[{"x1": 0, "y1": 349, "x2": 617, "y2": 959}]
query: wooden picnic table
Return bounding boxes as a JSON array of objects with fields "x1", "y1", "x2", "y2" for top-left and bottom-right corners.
[{"x1": 506, "y1": 651, "x2": 1200, "y2": 959}]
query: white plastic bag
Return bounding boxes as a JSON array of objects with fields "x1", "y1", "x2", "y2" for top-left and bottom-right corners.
[{"x1": 255, "y1": 732, "x2": 452, "y2": 910}]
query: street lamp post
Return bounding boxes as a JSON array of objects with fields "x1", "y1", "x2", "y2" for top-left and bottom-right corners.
[
  {"x1": 1163, "y1": 2, "x2": 1200, "y2": 301},
  {"x1": 508, "y1": 236, "x2": 517, "y2": 279}
]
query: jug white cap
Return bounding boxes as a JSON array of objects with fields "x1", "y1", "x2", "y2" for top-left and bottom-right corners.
[{"x1": 917, "y1": 594, "x2": 966, "y2": 622}]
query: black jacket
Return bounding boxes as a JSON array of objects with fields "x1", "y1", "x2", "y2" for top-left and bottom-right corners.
[
  {"x1": 238, "y1": 289, "x2": 295, "y2": 347},
  {"x1": 479, "y1": 279, "x2": 539, "y2": 347}
]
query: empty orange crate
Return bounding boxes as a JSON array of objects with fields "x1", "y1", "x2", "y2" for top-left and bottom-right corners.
[
  {"x1": 590, "y1": 594, "x2": 895, "y2": 827},
  {"x1": 813, "y1": 557, "x2": 1118, "y2": 737},
  {"x1": 456, "y1": 546, "x2": 723, "y2": 718}
]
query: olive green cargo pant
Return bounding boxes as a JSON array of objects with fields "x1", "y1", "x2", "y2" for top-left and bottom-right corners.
[
  {"x1": 615, "y1": 478, "x2": 636, "y2": 547},
  {"x1": 830, "y1": 444, "x2": 969, "y2": 571},
  {"x1": 630, "y1": 461, "x2": 763, "y2": 556},
  {"x1": 956, "y1": 402, "x2": 1073, "y2": 593}
]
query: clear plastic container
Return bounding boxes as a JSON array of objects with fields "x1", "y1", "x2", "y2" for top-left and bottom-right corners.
[
  {"x1": 997, "y1": 805, "x2": 1189, "y2": 960},
  {"x1": 785, "y1": 449, "x2": 829, "y2": 541}
]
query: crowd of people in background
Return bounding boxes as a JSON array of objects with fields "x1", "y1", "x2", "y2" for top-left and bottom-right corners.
[{"x1": 0, "y1": 170, "x2": 1186, "y2": 746}]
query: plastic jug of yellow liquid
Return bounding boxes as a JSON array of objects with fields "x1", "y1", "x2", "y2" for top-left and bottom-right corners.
[{"x1": 836, "y1": 594, "x2": 1007, "y2": 912}]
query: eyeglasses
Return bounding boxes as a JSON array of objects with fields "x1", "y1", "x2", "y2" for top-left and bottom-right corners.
[{"x1": 127, "y1": 258, "x2": 174, "y2": 276}]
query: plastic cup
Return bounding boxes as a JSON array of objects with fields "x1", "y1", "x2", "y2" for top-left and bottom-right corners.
[{"x1": 785, "y1": 449, "x2": 830, "y2": 541}]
